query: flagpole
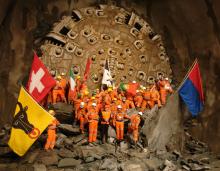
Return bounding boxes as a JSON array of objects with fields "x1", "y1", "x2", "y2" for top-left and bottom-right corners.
[{"x1": 175, "y1": 58, "x2": 198, "y2": 92}]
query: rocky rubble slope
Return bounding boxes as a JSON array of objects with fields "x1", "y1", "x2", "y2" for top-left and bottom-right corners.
[{"x1": 0, "y1": 103, "x2": 219, "y2": 171}]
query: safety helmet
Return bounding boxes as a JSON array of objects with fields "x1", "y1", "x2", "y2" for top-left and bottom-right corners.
[
  {"x1": 143, "y1": 87, "x2": 146, "y2": 90},
  {"x1": 108, "y1": 88, "x2": 112, "y2": 92},
  {"x1": 132, "y1": 80, "x2": 136, "y2": 83},
  {"x1": 61, "y1": 72, "x2": 65, "y2": 76},
  {"x1": 91, "y1": 96, "x2": 95, "y2": 100},
  {"x1": 92, "y1": 103, "x2": 97, "y2": 107},
  {"x1": 80, "y1": 102, "x2": 85, "y2": 108},
  {"x1": 165, "y1": 77, "x2": 169, "y2": 81},
  {"x1": 84, "y1": 91, "x2": 89, "y2": 95},
  {"x1": 113, "y1": 98, "x2": 117, "y2": 101},
  {"x1": 48, "y1": 110, "x2": 55, "y2": 115},
  {"x1": 57, "y1": 76, "x2": 62, "y2": 80},
  {"x1": 117, "y1": 105, "x2": 122, "y2": 109},
  {"x1": 76, "y1": 75, "x2": 81, "y2": 79},
  {"x1": 138, "y1": 112, "x2": 143, "y2": 116},
  {"x1": 136, "y1": 90, "x2": 140, "y2": 93}
]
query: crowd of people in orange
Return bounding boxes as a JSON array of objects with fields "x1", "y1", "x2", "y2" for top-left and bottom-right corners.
[{"x1": 44, "y1": 73, "x2": 173, "y2": 149}]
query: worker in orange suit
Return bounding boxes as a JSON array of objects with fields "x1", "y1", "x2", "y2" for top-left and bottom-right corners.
[
  {"x1": 73, "y1": 94, "x2": 82, "y2": 125},
  {"x1": 101, "y1": 107, "x2": 111, "y2": 143},
  {"x1": 124, "y1": 95, "x2": 135, "y2": 109},
  {"x1": 60, "y1": 72, "x2": 67, "y2": 90},
  {"x1": 52, "y1": 76, "x2": 67, "y2": 104},
  {"x1": 158, "y1": 77, "x2": 173, "y2": 105},
  {"x1": 121, "y1": 97, "x2": 128, "y2": 113},
  {"x1": 81, "y1": 90, "x2": 90, "y2": 104},
  {"x1": 75, "y1": 75, "x2": 81, "y2": 92},
  {"x1": 87, "y1": 96, "x2": 97, "y2": 111},
  {"x1": 78, "y1": 102, "x2": 87, "y2": 134},
  {"x1": 128, "y1": 112, "x2": 142, "y2": 144},
  {"x1": 110, "y1": 88, "x2": 118, "y2": 100},
  {"x1": 134, "y1": 90, "x2": 143, "y2": 108},
  {"x1": 45, "y1": 110, "x2": 60, "y2": 150},
  {"x1": 141, "y1": 86, "x2": 151, "y2": 111},
  {"x1": 87, "y1": 103, "x2": 99, "y2": 145},
  {"x1": 103, "y1": 89, "x2": 112, "y2": 110},
  {"x1": 115, "y1": 105, "x2": 130, "y2": 141},
  {"x1": 110, "y1": 98, "x2": 118, "y2": 126},
  {"x1": 148, "y1": 85, "x2": 162, "y2": 109}
]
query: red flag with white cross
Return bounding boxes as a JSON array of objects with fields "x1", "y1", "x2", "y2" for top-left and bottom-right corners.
[{"x1": 26, "y1": 52, "x2": 56, "y2": 102}]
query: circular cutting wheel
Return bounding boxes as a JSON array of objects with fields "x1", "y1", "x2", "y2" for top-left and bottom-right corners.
[{"x1": 41, "y1": 5, "x2": 172, "y2": 89}]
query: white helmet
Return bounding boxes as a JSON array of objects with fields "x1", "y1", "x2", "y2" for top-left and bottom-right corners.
[
  {"x1": 117, "y1": 105, "x2": 122, "y2": 109},
  {"x1": 138, "y1": 112, "x2": 143, "y2": 116},
  {"x1": 92, "y1": 103, "x2": 97, "y2": 107},
  {"x1": 80, "y1": 102, "x2": 85, "y2": 108},
  {"x1": 165, "y1": 77, "x2": 169, "y2": 81},
  {"x1": 132, "y1": 80, "x2": 136, "y2": 83}
]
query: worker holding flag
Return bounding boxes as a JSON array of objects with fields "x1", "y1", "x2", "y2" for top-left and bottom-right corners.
[{"x1": 8, "y1": 87, "x2": 54, "y2": 156}]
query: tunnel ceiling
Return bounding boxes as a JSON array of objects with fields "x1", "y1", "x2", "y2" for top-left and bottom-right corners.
[{"x1": 40, "y1": 5, "x2": 172, "y2": 89}]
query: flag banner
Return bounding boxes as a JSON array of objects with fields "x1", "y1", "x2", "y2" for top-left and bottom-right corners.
[
  {"x1": 119, "y1": 82, "x2": 139, "y2": 96},
  {"x1": 8, "y1": 87, "x2": 54, "y2": 156},
  {"x1": 83, "y1": 57, "x2": 92, "y2": 82},
  {"x1": 69, "y1": 69, "x2": 76, "y2": 91},
  {"x1": 26, "y1": 52, "x2": 56, "y2": 102},
  {"x1": 179, "y1": 60, "x2": 204, "y2": 116},
  {"x1": 102, "y1": 59, "x2": 112, "y2": 87}
]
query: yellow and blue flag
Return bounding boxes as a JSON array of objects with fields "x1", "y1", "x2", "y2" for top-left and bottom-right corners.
[{"x1": 8, "y1": 87, "x2": 54, "y2": 156}]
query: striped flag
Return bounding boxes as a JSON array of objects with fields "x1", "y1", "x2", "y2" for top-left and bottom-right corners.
[
  {"x1": 69, "y1": 69, "x2": 76, "y2": 91},
  {"x1": 178, "y1": 59, "x2": 204, "y2": 116}
]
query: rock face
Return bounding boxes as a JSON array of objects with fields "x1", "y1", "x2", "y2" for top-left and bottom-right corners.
[
  {"x1": 142, "y1": 93, "x2": 184, "y2": 151},
  {"x1": 0, "y1": 0, "x2": 220, "y2": 152}
]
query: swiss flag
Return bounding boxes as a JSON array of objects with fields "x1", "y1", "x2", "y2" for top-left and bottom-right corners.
[{"x1": 26, "y1": 52, "x2": 56, "y2": 102}]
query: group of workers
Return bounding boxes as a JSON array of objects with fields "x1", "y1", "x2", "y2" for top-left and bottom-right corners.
[{"x1": 44, "y1": 73, "x2": 173, "y2": 150}]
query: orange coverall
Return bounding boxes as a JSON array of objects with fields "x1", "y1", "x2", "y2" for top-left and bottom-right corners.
[
  {"x1": 110, "y1": 89, "x2": 118, "y2": 100},
  {"x1": 128, "y1": 114, "x2": 141, "y2": 143},
  {"x1": 141, "y1": 90, "x2": 151, "y2": 111},
  {"x1": 73, "y1": 99, "x2": 82, "y2": 121},
  {"x1": 78, "y1": 107, "x2": 87, "y2": 134},
  {"x1": 134, "y1": 93, "x2": 143, "y2": 108},
  {"x1": 44, "y1": 119, "x2": 60, "y2": 150},
  {"x1": 115, "y1": 111, "x2": 130, "y2": 140},
  {"x1": 149, "y1": 88, "x2": 162, "y2": 108},
  {"x1": 103, "y1": 93, "x2": 112, "y2": 110},
  {"x1": 88, "y1": 108, "x2": 99, "y2": 143},
  {"x1": 52, "y1": 81, "x2": 66, "y2": 104},
  {"x1": 158, "y1": 80, "x2": 173, "y2": 105},
  {"x1": 110, "y1": 103, "x2": 118, "y2": 126},
  {"x1": 101, "y1": 110, "x2": 111, "y2": 143}
]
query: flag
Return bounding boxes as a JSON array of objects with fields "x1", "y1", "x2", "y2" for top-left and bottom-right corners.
[
  {"x1": 83, "y1": 57, "x2": 92, "y2": 82},
  {"x1": 8, "y1": 87, "x2": 54, "y2": 156},
  {"x1": 102, "y1": 59, "x2": 112, "y2": 87},
  {"x1": 179, "y1": 59, "x2": 204, "y2": 116},
  {"x1": 119, "y1": 82, "x2": 139, "y2": 96},
  {"x1": 69, "y1": 69, "x2": 76, "y2": 91},
  {"x1": 26, "y1": 52, "x2": 56, "y2": 102}
]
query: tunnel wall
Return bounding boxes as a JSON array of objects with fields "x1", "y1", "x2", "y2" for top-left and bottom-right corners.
[{"x1": 0, "y1": 0, "x2": 219, "y2": 152}]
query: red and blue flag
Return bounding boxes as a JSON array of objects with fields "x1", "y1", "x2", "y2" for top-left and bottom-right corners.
[{"x1": 179, "y1": 60, "x2": 204, "y2": 116}]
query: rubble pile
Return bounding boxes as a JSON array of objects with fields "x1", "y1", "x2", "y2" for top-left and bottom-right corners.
[{"x1": 0, "y1": 114, "x2": 220, "y2": 171}]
